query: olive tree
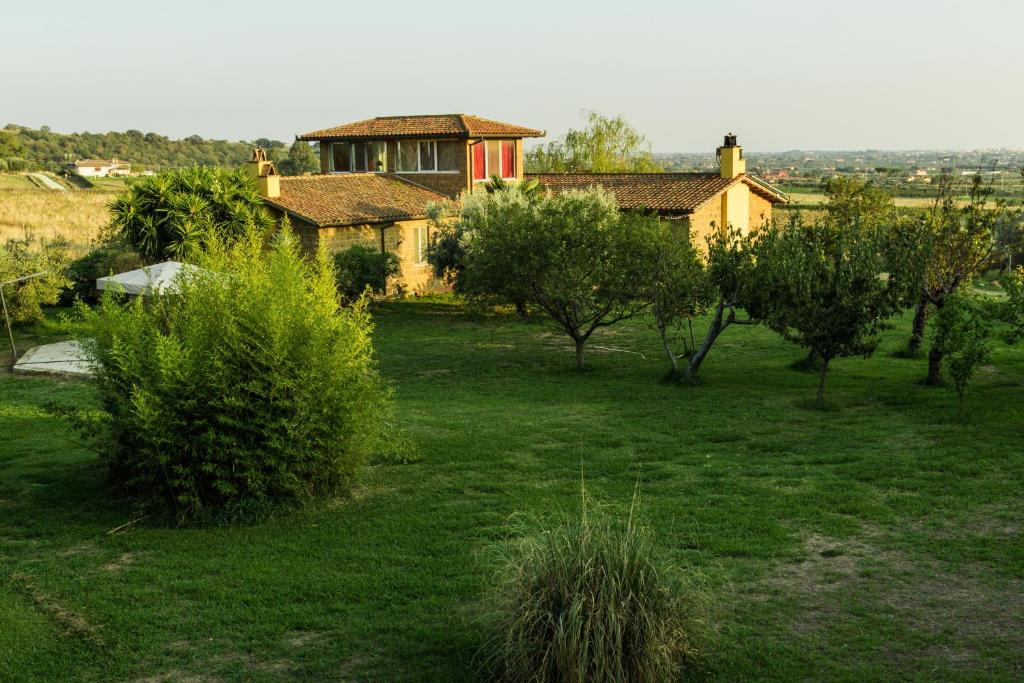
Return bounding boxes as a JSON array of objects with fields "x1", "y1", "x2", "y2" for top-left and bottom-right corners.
[{"x1": 460, "y1": 187, "x2": 657, "y2": 369}]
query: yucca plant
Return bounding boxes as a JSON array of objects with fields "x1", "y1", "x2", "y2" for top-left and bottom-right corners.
[
  {"x1": 107, "y1": 167, "x2": 272, "y2": 262},
  {"x1": 480, "y1": 485, "x2": 707, "y2": 683}
]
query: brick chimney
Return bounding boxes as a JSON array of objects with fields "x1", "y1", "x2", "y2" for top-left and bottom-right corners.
[
  {"x1": 247, "y1": 148, "x2": 280, "y2": 198},
  {"x1": 717, "y1": 133, "x2": 746, "y2": 179}
]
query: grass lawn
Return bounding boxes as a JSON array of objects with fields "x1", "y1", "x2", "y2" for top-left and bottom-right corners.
[{"x1": 1, "y1": 301, "x2": 1022, "y2": 681}]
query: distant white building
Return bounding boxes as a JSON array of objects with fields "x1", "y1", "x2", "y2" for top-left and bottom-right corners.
[{"x1": 69, "y1": 158, "x2": 132, "y2": 177}]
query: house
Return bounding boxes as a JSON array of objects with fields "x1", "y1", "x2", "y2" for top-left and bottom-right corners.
[
  {"x1": 253, "y1": 116, "x2": 787, "y2": 293},
  {"x1": 529, "y1": 135, "x2": 787, "y2": 248},
  {"x1": 69, "y1": 158, "x2": 132, "y2": 177}
]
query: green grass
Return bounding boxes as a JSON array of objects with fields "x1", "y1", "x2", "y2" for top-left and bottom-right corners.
[
  {"x1": 1, "y1": 301, "x2": 1022, "y2": 681},
  {"x1": 0, "y1": 174, "x2": 37, "y2": 191}
]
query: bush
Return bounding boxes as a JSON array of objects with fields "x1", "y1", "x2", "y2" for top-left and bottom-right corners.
[
  {"x1": 0, "y1": 236, "x2": 69, "y2": 327},
  {"x1": 0, "y1": 159, "x2": 8, "y2": 172},
  {"x1": 480, "y1": 488, "x2": 706, "y2": 683},
  {"x1": 6, "y1": 157, "x2": 29, "y2": 172},
  {"x1": 333, "y1": 244, "x2": 400, "y2": 302},
  {"x1": 62, "y1": 243, "x2": 145, "y2": 304},
  {"x1": 78, "y1": 228, "x2": 395, "y2": 521},
  {"x1": 107, "y1": 166, "x2": 273, "y2": 262}
]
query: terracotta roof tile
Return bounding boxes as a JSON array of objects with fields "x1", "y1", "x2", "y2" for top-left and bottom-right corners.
[
  {"x1": 527, "y1": 173, "x2": 786, "y2": 213},
  {"x1": 265, "y1": 174, "x2": 447, "y2": 227},
  {"x1": 299, "y1": 114, "x2": 544, "y2": 141}
]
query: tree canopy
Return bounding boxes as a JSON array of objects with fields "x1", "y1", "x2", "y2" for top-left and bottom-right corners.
[
  {"x1": 0, "y1": 123, "x2": 285, "y2": 173},
  {"x1": 524, "y1": 112, "x2": 663, "y2": 173},
  {"x1": 107, "y1": 167, "x2": 274, "y2": 262}
]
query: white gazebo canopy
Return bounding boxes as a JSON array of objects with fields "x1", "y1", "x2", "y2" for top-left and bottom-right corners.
[{"x1": 96, "y1": 261, "x2": 198, "y2": 296}]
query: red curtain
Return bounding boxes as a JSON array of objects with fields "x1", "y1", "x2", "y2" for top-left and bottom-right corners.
[
  {"x1": 472, "y1": 142, "x2": 486, "y2": 180},
  {"x1": 501, "y1": 140, "x2": 515, "y2": 178}
]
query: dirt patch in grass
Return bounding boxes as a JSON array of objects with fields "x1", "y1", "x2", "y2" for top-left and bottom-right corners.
[
  {"x1": 102, "y1": 552, "x2": 136, "y2": 572},
  {"x1": 10, "y1": 571, "x2": 105, "y2": 647}
]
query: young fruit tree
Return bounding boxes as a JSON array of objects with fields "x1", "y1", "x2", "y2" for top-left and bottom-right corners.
[
  {"x1": 930, "y1": 290, "x2": 993, "y2": 417},
  {"x1": 682, "y1": 226, "x2": 761, "y2": 380},
  {"x1": 755, "y1": 216, "x2": 903, "y2": 403},
  {"x1": 904, "y1": 174, "x2": 1000, "y2": 384},
  {"x1": 460, "y1": 187, "x2": 658, "y2": 369},
  {"x1": 644, "y1": 226, "x2": 713, "y2": 380}
]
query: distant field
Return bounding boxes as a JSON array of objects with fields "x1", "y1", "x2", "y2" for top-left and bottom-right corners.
[
  {"x1": 780, "y1": 189, "x2": 939, "y2": 208},
  {"x1": 0, "y1": 187, "x2": 114, "y2": 255}
]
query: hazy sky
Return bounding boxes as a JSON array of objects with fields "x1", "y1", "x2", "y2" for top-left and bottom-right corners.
[{"x1": 3, "y1": 0, "x2": 1022, "y2": 152}]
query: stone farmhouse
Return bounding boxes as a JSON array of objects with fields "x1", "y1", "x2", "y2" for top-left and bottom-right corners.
[{"x1": 253, "y1": 115, "x2": 787, "y2": 293}]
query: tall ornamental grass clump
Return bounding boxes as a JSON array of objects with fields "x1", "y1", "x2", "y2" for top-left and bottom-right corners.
[
  {"x1": 80, "y1": 228, "x2": 392, "y2": 521},
  {"x1": 480, "y1": 489, "x2": 707, "y2": 683}
]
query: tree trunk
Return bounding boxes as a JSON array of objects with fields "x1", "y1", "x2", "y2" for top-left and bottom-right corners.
[
  {"x1": 514, "y1": 299, "x2": 528, "y2": 319},
  {"x1": 685, "y1": 300, "x2": 726, "y2": 380},
  {"x1": 816, "y1": 355, "x2": 830, "y2": 403},
  {"x1": 908, "y1": 294, "x2": 929, "y2": 354},
  {"x1": 926, "y1": 344, "x2": 943, "y2": 385},
  {"x1": 574, "y1": 336, "x2": 585, "y2": 370},
  {"x1": 661, "y1": 331, "x2": 680, "y2": 381}
]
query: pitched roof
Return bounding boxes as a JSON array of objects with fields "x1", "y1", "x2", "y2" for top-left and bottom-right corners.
[
  {"x1": 298, "y1": 114, "x2": 544, "y2": 141},
  {"x1": 264, "y1": 174, "x2": 447, "y2": 228},
  {"x1": 74, "y1": 159, "x2": 115, "y2": 167},
  {"x1": 526, "y1": 173, "x2": 787, "y2": 213}
]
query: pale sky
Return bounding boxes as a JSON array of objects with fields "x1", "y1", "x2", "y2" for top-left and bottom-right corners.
[{"x1": 3, "y1": 0, "x2": 1022, "y2": 152}]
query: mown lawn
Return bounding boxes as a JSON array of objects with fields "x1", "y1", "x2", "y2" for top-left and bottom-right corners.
[{"x1": 1, "y1": 300, "x2": 1022, "y2": 681}]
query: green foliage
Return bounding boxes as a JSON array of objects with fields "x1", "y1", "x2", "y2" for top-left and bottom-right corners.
[
  {"x1": 1001, "y1": 267, "x2": 1024, "y2": 343},
  {"x1": 754, "y1": 215, "x2": 901, "y2": 402},
  {"x1": 645, "y1": 226, "x2": 712, "y2": 379},
  {"x1": 0, "y1": 236, "x2": 69, "y2": 327},
  {"x1": 931, "y1": 290, "x2": 992, "y2": 415},
  {"x1": 0, "y1": 123, "x2": 283, "y2": 173},
  {"x1": 460, "y1": 187, "x2": 658, "y2": 367},
  {"x1": 62, "y1": 243, "x2": 145, "y2": 305},
  {"x1": 525, "y1": 111, "x2": 663, "y2": 173},
  {"x1": 108, "y1": 167, "x2": 273, "y2": 262},
  {"x1": 77, "y1": 229, "x2": 395, "y2": 521},
  {"x1": 5, "y1": 157, "x2": 29, "y2": 172},
  {"x1": 482, "y1": 175, "x2": 542, "y2": 198},
  {"x1": 276, "y1": 140, "x2": 320, "y2": 176},
  {"x1": 333, "y1": 244, "x2": 400, "y2": 302},
  {"x1": 480, "y1": 487, "x2": 706, "y2": 683},
  {"x1": 425, "y1": 199, "x2": 467, "y2": 291}
]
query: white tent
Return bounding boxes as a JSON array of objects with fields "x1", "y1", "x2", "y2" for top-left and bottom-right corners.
[{"x1": 96, "y1": 261, "x2": 197, "y2": 296}]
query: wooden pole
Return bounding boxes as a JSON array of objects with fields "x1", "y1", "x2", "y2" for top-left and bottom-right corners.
[{"x1": 1, "y1": 284, "x2": 16, "y2": 368}]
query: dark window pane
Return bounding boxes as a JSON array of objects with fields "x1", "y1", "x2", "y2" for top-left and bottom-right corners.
[
  {"x1": 332, "y1": 143, "x2": 350, "y2": 172},
  {"x1": 398, "y1": 140, "x2": 418, "y2": 172},
  {"x1": 419, "y1": 141, "x2": 435, "y2": 171},
  {"x1": 351, "y1": 142, "x2": 367, "y2": 172}
]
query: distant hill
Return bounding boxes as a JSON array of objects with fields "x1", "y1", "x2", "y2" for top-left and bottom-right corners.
[{"x1": 0, "y1": 124, "x2": 289, "y2": 173}]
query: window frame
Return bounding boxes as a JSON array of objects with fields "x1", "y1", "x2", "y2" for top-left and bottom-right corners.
[
  {"x1": 414, "y1": 225, "x2": 429, "y2": 264},
  {"x1": 396, "y1": 139, "x2": 461, "y2": 174},
  {"x1": 329, "y1": 140, "x2": 387, "y2": 174},
  {"x1": 471, "y1": 138, "x2": 517, "y2": 182}
]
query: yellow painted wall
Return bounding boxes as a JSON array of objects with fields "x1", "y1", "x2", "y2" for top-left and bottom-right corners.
[{"x1": 721, "y1": 183, "x2": 750, "y2": 233}]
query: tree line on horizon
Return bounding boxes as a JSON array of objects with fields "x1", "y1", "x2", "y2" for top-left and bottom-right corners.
[{"x1": 0, "y1": 124, "x2": 320, "y2": 176}]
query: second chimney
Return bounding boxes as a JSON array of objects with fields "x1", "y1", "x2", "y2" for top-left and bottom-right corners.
[{"x1": 717, "y1": 133, "x2": 746, "y2": 179}]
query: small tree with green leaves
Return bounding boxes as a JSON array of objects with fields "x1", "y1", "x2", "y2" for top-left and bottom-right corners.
[
  {"x1": 461, "y1": 187, "x2": 658, "y2": 368},
  {"x1": 108, "y1": 166, "x2": 273, "y2": 262},
  {"x1": 333, "y1": 244, "x2": 400, "y2": 302},
  {"x1": 904, "y1": 174, "x2": 999, "y2": 384},
  {"x1": 756, "y1": 215, "x2": 901, "y2": 403},
  {"x1": 930, "y1": 290, "x2": 992, "y2": 416},
  {"x1": 0, "y1": 236, "x2": 69, "y2": 327},
  {"x1": 683, "y1": 226, "x2": 760, "y2": 380},
  {"x1": 276, "y1": 140, "x2": 320, "y2": 176},
  {"x1": 645, "y1": 227, "x2": 713, "y2": 380}
]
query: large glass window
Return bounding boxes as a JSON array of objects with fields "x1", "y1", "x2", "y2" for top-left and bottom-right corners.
[
  {"x1": 396, "y1": 140, "x2": 460, "y2": 173},
  {"x1": 415, "y1": 225, "x2": 428, "y2": 264},
  {"x1": 472, "y1": 139, "x2": 517, "y2": 181},
  {"x1": 331, "y1": 143, "x2": 350, "y2": 172},
  {"x1": 472, "y1": 143, "x2": 486, "y2": 180},
  {"x1": 418, "y1": 142, "x2": 436, "y2": 172},
  {"x1": 398, "y1": 140, "x2": 418, "y2": 172},
  {"x1": 330, "y1": 141, "x2": 386, "y2": 173}
]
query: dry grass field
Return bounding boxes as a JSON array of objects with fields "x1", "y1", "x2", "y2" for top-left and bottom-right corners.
[{"x1": 0, "y1": 186, "x2": 114, "y2": 255}]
